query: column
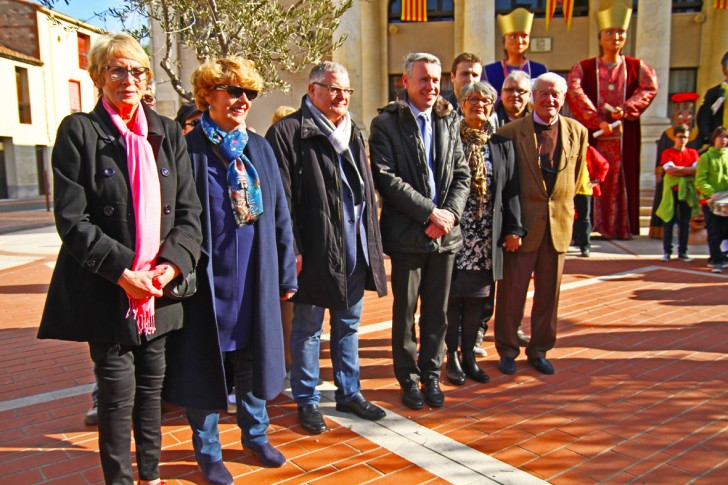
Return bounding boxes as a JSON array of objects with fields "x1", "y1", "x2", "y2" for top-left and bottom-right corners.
[
  {"x1": 461, "y1": 0, "x2": 494, "y2": 63},
  {"x1": 634, "y1": 0, "x2": 672, "y2": 193},
  {"x1": 697, "y1": 6, "x2": 728, "y2": 95}
]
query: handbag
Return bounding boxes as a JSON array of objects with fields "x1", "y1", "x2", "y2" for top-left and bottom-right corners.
[{"x1": 163, "y1": 269, "x2": 198, "y2": 300}]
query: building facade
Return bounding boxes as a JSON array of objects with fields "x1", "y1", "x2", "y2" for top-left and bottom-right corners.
[
  {"x1": 150, "y1": 0, "x2": 728, "y2": 205},
  {"x1": 0, "y1": 0, "x2": 101, "y2": 199}
]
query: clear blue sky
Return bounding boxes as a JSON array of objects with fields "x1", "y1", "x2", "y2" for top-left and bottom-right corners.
[{"x1": 45, "y1": 0, "x2": 145, "y2": 33}]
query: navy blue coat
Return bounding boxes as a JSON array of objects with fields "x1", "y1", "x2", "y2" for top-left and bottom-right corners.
[{"x1": 163, "y1": 126, "x2": 298, "y2": 409}]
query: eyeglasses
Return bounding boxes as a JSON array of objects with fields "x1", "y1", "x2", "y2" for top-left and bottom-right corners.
[
  {"x1": 502, "y1": 87, "x2": 530, "y2": 97},
  {"x1": 313, "y1": 82, "x2": 354, "y2": 97},
  {"x1": 184, "y1": 119, "x2": 200, "y2": 128},
  {"x1": 141, "y1": 94, "x2": 155, "y2": 104},
  {"x1": 675, "y1": 135, "x2": 689, "y2": 139},
  {"x1": 104, "y1": 66, "x2": 150, "y2": 82},
  {"x1": 465, "y1": 96, "x2": 493, "y2": 106},
  {"x1": 214, "y1": 85, "x2": 259, "y2": 101}
]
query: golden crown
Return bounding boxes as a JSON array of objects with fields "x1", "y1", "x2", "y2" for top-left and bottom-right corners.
[
  {"x1": 596, "y1": 3, "x2": 632, "y2": 31},
  {"x1": 497, "y1": 8, "x2": 534, "y2": 35}
]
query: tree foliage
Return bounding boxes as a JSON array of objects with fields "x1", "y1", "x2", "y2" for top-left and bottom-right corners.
[{"x1": 41, "y1": 0, "x2": 353, "y2": 99}]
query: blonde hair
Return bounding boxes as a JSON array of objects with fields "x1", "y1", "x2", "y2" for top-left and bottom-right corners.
[
  {"x1": 191, "y1": 57, "x2": 265, "y2": 111},
  {"x1": 271, "y1": 105, "x2": 296, "y2": 125},
  {"x1": 88, "y1": 33, "x2": 151, "y2": 88}
]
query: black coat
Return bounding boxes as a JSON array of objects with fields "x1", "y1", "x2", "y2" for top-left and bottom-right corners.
[
  {"x1": 477, "y1": 134, "x2": 526, "y2": 281},
  {"x1": 163, "y1": 128, "x2": 298, "y2": 407},
  {"x1": 265, "y1": 98, "x2": 387, "y2": 310},
  {"x1": 369, "y1": 96, "x2": 471, "y2": 255},
  {"x1": 38, "y1": 100, "x2": 202, "y2": 346},
  {"x1": 697, "y1": 84, "x2": 725, "y2": 148}
]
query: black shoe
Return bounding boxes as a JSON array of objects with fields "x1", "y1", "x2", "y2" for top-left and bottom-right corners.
[
  {"x1": 528, "y1": 357, "x2": 555, "y2": 375},
  {"x1": 446, "y1": 351, "x2": 466, "y2": 386},
  {"x1": 461, "y1": 351, "x2": 490, "y2": 383},
  {"x1": 401, "y1": 381, "x2": 424, "y2": 410},
  {"x1": 297, "y1": 404, "x2": 328, "y2": 434},
  {"x1": 516, "y1": 328, "x2": 530, "y2": 347},
  {"x1": 336, "y1": 394, "x2": 386, "y2": 421},
  {"x1": 421, "y1": 377, "x2": 445, "y2": 408},
  {"x1": 498, "y1": 356, "x2": 516, "y2": 375},
  {"x1": 84, "y1": 403, "x2": 98, "y2": 426}
]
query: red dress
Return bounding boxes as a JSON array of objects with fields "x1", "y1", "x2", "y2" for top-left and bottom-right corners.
[{"x1": 567, "y1": 56, "x2": 658, "y2": 239}]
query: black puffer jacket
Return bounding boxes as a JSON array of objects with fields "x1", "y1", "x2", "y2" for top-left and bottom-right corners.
[
  {"x1": 265, "y1": 98, "x2": 387, "y2": 310},
  {"x1": 369, "y1": 96, "x2": 471, "y2": 254}
]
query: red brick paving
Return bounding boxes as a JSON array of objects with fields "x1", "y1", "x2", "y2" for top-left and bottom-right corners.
[{"x1": 1, "y1": 237, "x2": 728, "y2": 483}]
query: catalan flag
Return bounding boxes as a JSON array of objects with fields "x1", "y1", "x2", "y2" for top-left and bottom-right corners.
[
  {"x1": 545, "y1": 0, "x2": 576, "y2": 31},
  {"x1": 401, "y1": 0, "x2": 427, "y2": 22},
  {"x1": 715, "y1": 0, "x2": 728, "y2": 9}
]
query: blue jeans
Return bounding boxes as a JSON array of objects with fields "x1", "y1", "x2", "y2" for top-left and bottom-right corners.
[
  {"x1": 186, "y1": 347, "x2": 269, "y2": 464},
  {"x1": 290, "y1": 256, "x2": 366, "y2": 405}
]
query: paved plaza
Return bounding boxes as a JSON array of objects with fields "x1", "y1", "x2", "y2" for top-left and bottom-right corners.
[{"x1": 1, "y1": 210, "x2": 727, "y2": 484}]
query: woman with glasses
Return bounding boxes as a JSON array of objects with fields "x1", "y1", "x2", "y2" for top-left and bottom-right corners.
[
  {"x1": 444, "y1": 81, "x2": 525, "y2": 386},
  {"x1": 38, "y1": 33, "x2": 202, "y2": 484},
  {"x1": 163, "y1": 57, "x2": 297, "y2": 483},
  {"x1": 174, "y1": 102, "x2": 202, "y2": 135}
]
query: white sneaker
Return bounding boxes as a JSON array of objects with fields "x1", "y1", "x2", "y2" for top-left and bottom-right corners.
[
  {"x1": 712, "y1": 264, "x2": 723, "y2": 274},
  {"x1": 661, "y1": 254, "x2": 671, "y2": 262}
]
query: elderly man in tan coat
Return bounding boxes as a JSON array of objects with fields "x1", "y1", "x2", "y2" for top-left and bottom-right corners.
[{"x1": 495, "y1": 72, "x2": 588, "y2": 376}]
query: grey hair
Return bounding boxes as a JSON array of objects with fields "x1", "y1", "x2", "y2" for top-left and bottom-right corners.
[
  {"x1": 403, "y1": 52, "x2": 441, "y2": 78},
  {"x1": 503, "y1": 70, "x2": 531, "y2": 89},
  {"x1": 459, "y1": 81, "x2": 497, "y2": 104},
  {"x1": 533, "y1": 72, "x2": 567, "y2": 95},
  {"x1": 308, "y1": 61, "x2": 348, "y2": 83}
]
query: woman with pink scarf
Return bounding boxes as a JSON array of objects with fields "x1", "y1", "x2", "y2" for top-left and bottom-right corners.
[{"x1": 38, "y1": 34, "x2": 202, "y2": 484}]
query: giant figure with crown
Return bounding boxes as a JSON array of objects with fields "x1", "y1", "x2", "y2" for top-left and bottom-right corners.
[{"x1": 566, "y1": 3, "x2": 658, "y2": 239}]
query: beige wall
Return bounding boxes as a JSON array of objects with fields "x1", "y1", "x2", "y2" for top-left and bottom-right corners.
[{"x1": 387, "y1": 22, "x2": 455, "y2": 74}]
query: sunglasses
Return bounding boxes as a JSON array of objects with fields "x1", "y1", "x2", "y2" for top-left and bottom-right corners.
[
  {"x1": 184, "y1": 119, "x2": 200, "y2": 128},
  {"x1": 214, "y1": 85, "x2": 259, "y2": 101},
  {"x1": 104, "y1": 66, "x2": 150, "y2": 82}
]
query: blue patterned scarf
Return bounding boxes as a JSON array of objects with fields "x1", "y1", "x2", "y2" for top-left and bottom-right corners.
[{"x1": 200, "y1": 111, "x2": 263, "y2": 226}]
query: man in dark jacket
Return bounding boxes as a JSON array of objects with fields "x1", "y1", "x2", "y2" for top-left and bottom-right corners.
[
  {"x1": 696, "y1": 51, "x2": 728, "y2": 150},
  {"x1": 265, "y1": 62, "x2": 388, "y2": 435},
  {"x1": 369, "y1": 52, "x2": 470, "y2": 410}
]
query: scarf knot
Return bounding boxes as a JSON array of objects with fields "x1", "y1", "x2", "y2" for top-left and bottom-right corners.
[
  {"x1": 200, "y1": 111, "x2": 263, "y2": 227},
  {"x1": 460, "y1": 122, "x2": 493, "y2": 214}
]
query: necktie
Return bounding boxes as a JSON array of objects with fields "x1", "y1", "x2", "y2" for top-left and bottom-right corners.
[{"x1": 418, "y1": 113, "x2": 437, "y2": 203}]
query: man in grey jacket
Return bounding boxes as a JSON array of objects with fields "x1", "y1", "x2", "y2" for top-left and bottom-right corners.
[{"x1": 369, "y1": 52, "x2": 470, "y2": 409}]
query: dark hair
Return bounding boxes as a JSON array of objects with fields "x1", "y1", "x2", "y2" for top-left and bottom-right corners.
[
  {"x1": 673, "y1": 124, "x2": 689, "y2": 136},
  {"x1": 451, "y1": 52, "x2": 482, "y2": 76},
  {"x1": 175, "y1": 102, "x2": 201, "y2": 127},
  {"x1": 710, "y1": 126, "x2": 728, "y2": 144},
  {"x1": 722, "y1": 51, "x2": 728, "y2": 70}
]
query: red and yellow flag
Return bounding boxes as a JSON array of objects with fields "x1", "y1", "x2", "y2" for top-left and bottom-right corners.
[
  {"x1": 545, "y1": 0, "x2": 575, "y2": 31},
  {"x1": 715, "y1": 0, "x2": 728, "y2": 9},
  {"x1": 401, "y1": 0, "x2": 428, "y2": 22}
]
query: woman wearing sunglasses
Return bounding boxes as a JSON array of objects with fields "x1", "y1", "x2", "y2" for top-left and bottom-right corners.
[
  {"x1": 163, "y1": 57, "x2": 297, "y2": 484},
  {"x1": 38, "y1": 33, "x2": 203, "y2": 484}
]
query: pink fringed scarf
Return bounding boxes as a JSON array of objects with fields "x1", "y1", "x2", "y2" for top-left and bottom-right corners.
[{"x1": 103, "y1": 98, "x2": 161, "y2": 335}]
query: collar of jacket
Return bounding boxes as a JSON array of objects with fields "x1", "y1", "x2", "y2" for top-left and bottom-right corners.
[
  {"x1": 91, "y1": 98, "x2": 165, "y2": 141},
  {"x1": 378, "y1": 93, "x2": 453, "y2": 119},
  {"x1": 298, "y1": 94, "x2": 357, "y2": 142}
]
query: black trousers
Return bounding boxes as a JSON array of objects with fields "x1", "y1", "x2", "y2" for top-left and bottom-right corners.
[
  {"x1": 662, "y1": 191, "x2": 691, "y2": 256},
  {"x1": 703, "y1": 204, "x2": 728, "y2": 263},
  {"x1": 445, "y1": 295, "x2": 491, "y2": 352},
  {"x1": 390, "y1": 251, "x2": 455, "y2": 385},
  {"x1": 89, "y1": 335, "x2": 167, "y2": 484}
]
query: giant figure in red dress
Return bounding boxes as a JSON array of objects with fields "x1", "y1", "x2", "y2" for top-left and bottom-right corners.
[{"x1": 566, "y1": 4, "x2": 658, "y2": 239}]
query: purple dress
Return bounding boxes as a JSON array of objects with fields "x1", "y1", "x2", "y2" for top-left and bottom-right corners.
[{"x1": 207, "y1": 151, "x2": 257, "y2": 352}]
